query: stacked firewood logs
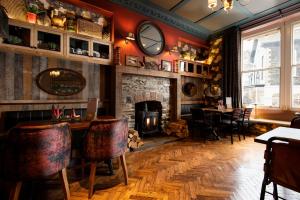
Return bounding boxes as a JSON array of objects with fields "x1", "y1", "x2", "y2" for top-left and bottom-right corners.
[
  {"x1": 164, "y1": 120, "x2": 189, "y2": 138},
  {"x1": 128, "y1": 129, "x2": 144, "y2": 150}
]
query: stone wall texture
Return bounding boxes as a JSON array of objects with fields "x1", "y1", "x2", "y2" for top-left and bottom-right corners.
[{"x1": 122, "y1": 74, "x2": 173, "y2": 129}]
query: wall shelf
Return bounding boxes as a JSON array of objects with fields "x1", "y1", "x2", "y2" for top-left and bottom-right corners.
[{"x1": 0, "y1": 19, "x2": 113, "y2": 65}]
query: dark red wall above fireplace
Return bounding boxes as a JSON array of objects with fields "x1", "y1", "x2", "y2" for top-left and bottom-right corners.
[{"x1": 79, "y1": 0, "x2": 208, "y2": 65}]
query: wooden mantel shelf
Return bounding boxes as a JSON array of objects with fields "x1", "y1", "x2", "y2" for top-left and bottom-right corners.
[{"x1": 116, "y1": 65, "x2": 180, "y2": 79}]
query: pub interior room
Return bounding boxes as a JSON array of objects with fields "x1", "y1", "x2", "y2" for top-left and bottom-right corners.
[{"x1": 0, "y1": 0, "x2": 300, "y2": 199}]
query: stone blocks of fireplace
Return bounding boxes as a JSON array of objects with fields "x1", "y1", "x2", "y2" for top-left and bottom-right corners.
[
  {"x1": 114, "y1": 66, "x2": 181, "y2": 131},
  {"x1": 121, "y1": 74, "x2": 172, "y2": 129}
]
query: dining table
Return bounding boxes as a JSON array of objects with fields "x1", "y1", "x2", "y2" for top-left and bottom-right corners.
[
  {"x1": 202, "y1": 108, "x2": 234, "y2": 113},
  {"x1": 254, "y1": 127, "x2": 300, "y2": 144},
  {"x1": 192, "y1": 108, "x2": 234, "y2": 140}
]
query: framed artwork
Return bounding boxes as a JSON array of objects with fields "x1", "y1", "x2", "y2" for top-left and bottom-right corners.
[
  {"x1": 161, "y1": 60, "x2": 172, "y2": 72},
  {"x1": 144, "y1": 56, "x2": 159, "y2": 70},
  {"x1": 126, "y1": 55, "x2": 140, "y2": 67}
]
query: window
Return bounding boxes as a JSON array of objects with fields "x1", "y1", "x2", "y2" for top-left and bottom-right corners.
[
  {"x1": 292, "y1": 22, "x2": 300, "y2": 108},
  {"x1": 241, "y1": 30, "x2": 281, "y2": 107}
]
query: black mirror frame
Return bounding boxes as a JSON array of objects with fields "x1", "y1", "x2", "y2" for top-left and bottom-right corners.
[
  {"x1": 182, "y1": 82, "x2": 197, "y2": 97},
  {"x1": 136, "y1": 21, "x2": 165, "y2": 56}
]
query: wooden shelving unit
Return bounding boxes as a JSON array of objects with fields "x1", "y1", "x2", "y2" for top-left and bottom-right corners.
[
  {"x1": 175, "y1": 59, "x2": 212, "y2": 79},
  {"x1": 0, "y1": 18, "x2": 113, "y2": 65}
]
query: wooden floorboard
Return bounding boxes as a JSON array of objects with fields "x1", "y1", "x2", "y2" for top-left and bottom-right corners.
[{"x1": 2, "y1": 136, "x2": 300, "y2": 200}]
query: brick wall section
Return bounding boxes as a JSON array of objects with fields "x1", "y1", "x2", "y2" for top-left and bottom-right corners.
[{"x1": 121, "y1": 74, "x2": 172, "y2": 129}]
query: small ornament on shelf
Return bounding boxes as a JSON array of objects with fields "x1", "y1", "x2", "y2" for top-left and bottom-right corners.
[
  {"x1": 70, "y1": 108, "x2": 81, "y2": 120},
  {"x1": 51, "y1": 104, "x2": 64, "y2": 120}
]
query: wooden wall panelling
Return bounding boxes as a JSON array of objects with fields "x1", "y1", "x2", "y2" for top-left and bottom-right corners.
[
  {"x1": 23, "y1": 55, "x2": 32, "y2": 100},
  {"x1": 32, "y1": 56, "x2": 41, "y2": 100},
  {"x1": 47, "y1": 57, "x2": 58, "y2": 100},
  {"x1": 88, "y1": 63, "x2": 100, "y2": 98},
  {"x1": 14, "y1": 54, "x2": 23, "y2": 100},
  {"x1": 0, "y1": 52, "x2": 6, "y2": 99},
  {"x1": 5, "y1": 52, "x2": 14, "y2": 100},
  {"x1": 38, "y1": 56, "x2": 48, "y2": 100},
  {"x1": 0, "y1": 50, "x2": 104, "y2": 106},
  {"x1": 82, "y1": 62, "x2": 90, "y2": 100}
]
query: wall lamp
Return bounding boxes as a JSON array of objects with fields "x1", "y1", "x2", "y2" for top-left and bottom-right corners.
[{"x1": 125, "y1": 32, "x2": 135, "y2": 44}]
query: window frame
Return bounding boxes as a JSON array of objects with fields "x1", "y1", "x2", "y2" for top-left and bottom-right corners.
[
  {"x1": 241, "y1": 27, "x2": 282, "y2": 109},
  {"x1": 291, "y1": 21, "x2": 300, "y2": 109},
  {"x1": 241, "y1": 14, "x2": 300, "y2": 111}
]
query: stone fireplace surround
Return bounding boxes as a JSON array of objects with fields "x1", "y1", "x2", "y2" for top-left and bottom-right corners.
[{"x1": 114, "y1": 66, "x2": 181, "y2": 129}]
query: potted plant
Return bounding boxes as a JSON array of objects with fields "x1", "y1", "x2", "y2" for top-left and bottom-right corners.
[{"x1": 26, "y1": 2, "x2": 41, "y2": 24}]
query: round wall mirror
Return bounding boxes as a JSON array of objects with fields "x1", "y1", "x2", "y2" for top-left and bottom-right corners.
[
  {"x1": 182, "y1": 82, "x2": 197, "y2": 97},
  {"x1": 136, "y1": 21, "x2": 165, "y2": 56}
]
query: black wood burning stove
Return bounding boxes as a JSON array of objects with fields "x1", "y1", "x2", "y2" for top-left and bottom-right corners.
[{"x1": 135, "y1": 101, "x2": 162, "y2": 137}]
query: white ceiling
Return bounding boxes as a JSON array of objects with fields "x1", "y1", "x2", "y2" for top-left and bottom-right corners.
[{"x1": 149, "y1": 0, "x2": 291, "y2": 32}]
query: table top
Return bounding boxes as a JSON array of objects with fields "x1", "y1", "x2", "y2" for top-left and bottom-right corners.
[
  {"x1": 254, "y1": 127, "x2": 300, "y2": 144},
  {"x1": 202, "y1": 108, "x2": 234, "y2": 113},
  {"x1": 14, "y1": 116, "x2": 115, "y2": 132}
]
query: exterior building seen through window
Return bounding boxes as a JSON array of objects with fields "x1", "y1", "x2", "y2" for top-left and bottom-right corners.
[{"x1": 241, "y1": 30, "x2": 281, "y2": 107}]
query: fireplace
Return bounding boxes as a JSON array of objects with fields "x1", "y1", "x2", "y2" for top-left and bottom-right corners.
[{"x1": 135, "y1": 101, "x2": 162, "y2": 137}]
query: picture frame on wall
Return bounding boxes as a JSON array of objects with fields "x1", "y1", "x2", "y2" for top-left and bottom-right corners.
[
  {"x1": 144, "y1": 56, "x2": 160, "y2": 70},
  {"x1": 126, "y1": 55, "x2": 140, "y2": 67},
  {"x1": 161, "y1": 60, "x2": 172, "y2": 72}
]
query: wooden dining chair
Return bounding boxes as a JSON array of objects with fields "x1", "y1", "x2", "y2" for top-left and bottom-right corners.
[
  {"x1": 221, "y1": 108, "x2": 243, "y2": 144},
  {"x1": 290, "y1": 116, "x2": 300, "y2": 129},
  {"x1": 1, "y1": 122, "x2": 71, "y2": 200},
  {"x1": 83, "y1": 118, "x2": 129, "y2": 199},
  {"x1": 260, "y1": 137, "x2": 300, "y2": 200},
  {"x1": 240, "y1": 108, "x2": 253, "y2": 139}
]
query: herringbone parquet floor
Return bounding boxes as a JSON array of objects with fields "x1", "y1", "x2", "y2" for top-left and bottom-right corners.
[
  {"x1": 67, "y1": 137, "x2": 300, "y2": 200},
  {"x1": 5, "y1": 136, "x2": 300, "y2": 200}
]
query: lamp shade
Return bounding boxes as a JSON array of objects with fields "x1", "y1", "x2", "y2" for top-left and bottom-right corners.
[
  {"x1": 223, "y1": 0, "x2": 234, "y2": 11},
  {"x1": 0, "y1": 5, "x2": 8, "y2": 39},
  {"x1": 208, "y1": 0, "x2": 217, "y2": 9},
  {"x1": 125, "y1": 32, "x2": 135, "y2": 41}
]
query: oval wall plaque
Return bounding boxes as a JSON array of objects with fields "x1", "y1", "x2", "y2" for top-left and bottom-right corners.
[{"x1": 36, "y1": 68, "x2": 86, "y2": 96}]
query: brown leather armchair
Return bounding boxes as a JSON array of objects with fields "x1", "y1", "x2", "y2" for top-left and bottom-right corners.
[
  {"x1": 260, "y1": 137, "x2": 300, "y2": 200},
  {"x1": 2, "y1": 122, "x2": 71, "y2": 200},
  {"x1": 83, "y1": 118, "x2": 129, "y2": 199}
]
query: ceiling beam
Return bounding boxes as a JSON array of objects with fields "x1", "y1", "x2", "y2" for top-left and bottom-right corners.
[
  {"x1": 169, "y1": 0, "x2": 192, "y2": 12},
  {"x1": 194, "y1": 7, "x2": 223, "y2": 24},
  {"x1": 213, "y1": 0, "x2": 300, "y2": 34},
  {"x1": 234, "y1": 1, "x2": 253, "y2": 17}
]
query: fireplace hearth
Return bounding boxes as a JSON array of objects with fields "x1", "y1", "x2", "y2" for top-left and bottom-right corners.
[{"x1": 135, "y1": 101, "x2": 162, "y2": 137}]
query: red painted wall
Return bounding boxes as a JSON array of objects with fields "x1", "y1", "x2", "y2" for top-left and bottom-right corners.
[{"x1": 83, "y1": 0, "x2": 208, "y2": 65}]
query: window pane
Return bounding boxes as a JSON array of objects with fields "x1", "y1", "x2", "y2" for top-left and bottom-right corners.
[
  {"x1": 292, "y1": 66, "x2": 300, "y2": 108},
  {"x1": 242, "y1": 30, "x2": 280, "y2": 107},
  {"x1": 293, "y1": 23, "x2": 300, "y2": 65},
  {"x1": 242, "y1": 69, "x2": 280, "y2": 107},
  {"x1": 292, "y1": 23, "x2": 300, "y2": 108},
  {"x1": 242, "y1": 30, "x2": 280, "y2": 72}
]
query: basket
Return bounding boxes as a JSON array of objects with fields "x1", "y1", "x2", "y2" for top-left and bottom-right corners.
[{"x1": 77, "y1": 18, "x2": 102, "y2": 39}]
